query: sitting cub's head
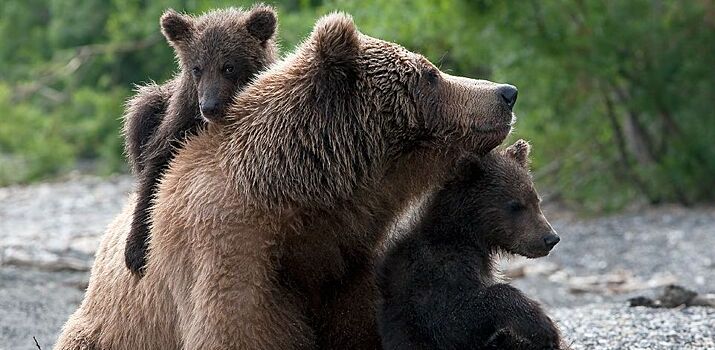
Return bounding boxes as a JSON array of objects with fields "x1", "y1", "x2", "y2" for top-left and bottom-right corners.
[{"x1": 437, "y1": 139, "x2": 560, "y2": 258}]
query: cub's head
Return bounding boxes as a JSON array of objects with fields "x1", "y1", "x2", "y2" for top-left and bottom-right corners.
[
  {"x1": 440, "y1": 140, "x2": 560, "y2": 258},
  {"x1": 161, "y1": 5, "x2": 278, "y2": 122}
]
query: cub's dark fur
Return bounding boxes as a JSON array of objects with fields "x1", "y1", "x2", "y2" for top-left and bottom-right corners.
[
  {"x1": 378, "y1": 140, "x2": 565, "y2": 350},
  {"x1": 122, "y1": 5, "x2": 278, "y2": 276}
]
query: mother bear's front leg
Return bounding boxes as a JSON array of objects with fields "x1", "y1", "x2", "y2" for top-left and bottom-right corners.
[
  {"x1": 162, "y1": 221, "x2": 314, "y2": 350},
  {"x1": 149, "y1": 160, "x2": 315, "y2": 349}
]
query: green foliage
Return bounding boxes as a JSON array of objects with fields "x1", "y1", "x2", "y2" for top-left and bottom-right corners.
[
  {"x1": 0, "y1": 0, "x2": 713, "y2": 210},
  {"x1": 0, "y1": 83, "x2": 72, "y2": 184},
  {"x1": 486, "y1": 0, "x2": 715, "y2": 207}
]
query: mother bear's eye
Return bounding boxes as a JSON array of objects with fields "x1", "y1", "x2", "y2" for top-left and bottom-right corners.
[{"x1": 424, "y1": 68, "x2": 439, "y2": 85}]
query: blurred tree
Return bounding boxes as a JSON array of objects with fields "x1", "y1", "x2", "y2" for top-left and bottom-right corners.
[
  {"x1": 476, "y1": 0, "x2": 715, "y2": 208},
  {"x1": 0, "y1": 0, "x2": 713, "y2": 210}
]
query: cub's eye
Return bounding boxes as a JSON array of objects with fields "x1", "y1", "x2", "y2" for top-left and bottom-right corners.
[
  {"x1": 223, "y1": 65, "x2": 235, "y2": 74},
  {"x1": 191, "y1": 67, "x2": 202, "y2": 76},
  {"x1": 507, "y1": 200, "x2": 526, "y2": 213}
]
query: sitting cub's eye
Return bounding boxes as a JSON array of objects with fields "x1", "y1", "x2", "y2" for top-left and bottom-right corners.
[
  {"x1": 223, "y1": 65, "x2": 235, "y2": 74},
  {"x1": 191, "y1": 67, "x2": 202, "y2": 76},
  {"x1": 507, "y1": 200, "x2": 526, "y2": 213}
]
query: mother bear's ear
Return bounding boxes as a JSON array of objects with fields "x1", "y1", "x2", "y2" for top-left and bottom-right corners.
[
  {"x1": 307, "y1": 12, "x2": 360, "y2": 107},
  {"x1": 310, "y1": 12, "x2": 360, "y2": 72}
]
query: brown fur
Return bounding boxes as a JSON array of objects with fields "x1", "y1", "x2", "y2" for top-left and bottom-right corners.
[
  {"x1": 55, "y1": 12, "x2": 516, "y2": 350},
  {"x1": 122, "y1": 5, "x2": 278, "y2": 275},
  {"x1": 123, "y1": 81, "x2": 175, "y2": 175}
]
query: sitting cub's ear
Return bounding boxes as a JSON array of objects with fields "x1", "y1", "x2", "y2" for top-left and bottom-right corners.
[
  {"x1": 161, "y1": 9, "x2": 195, "y2": 46},
  {"x1": 311, "y1": 12, "x2": 360, "y2": 66},
  {"x1": 505, "y1": 139, "x2": 531, "y2": 167},
  {"x1": 246, "y1": 4, "x2": 277, "y2": 43},
  {"x1": 455, "y1": 154, "x2": 486, "y2": 180}
]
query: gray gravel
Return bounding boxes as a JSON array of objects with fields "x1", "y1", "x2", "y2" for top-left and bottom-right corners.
[
  {"x1": 509, "y1": 205, "x2": 715, "y2": 308},
  {"x1": 0, "y1": 175, "x2": 132, "y2": 349},
  {"x1": 553, "y1": 303, "x2": 715, "y2": 349},
  {"x1": 0, "y1": 176, "x2": 713, "y2": 349},
  {"x1": 0, "y1": 267, "x2": 86, "y2": 350},
  {"x1": 0, "y1": 175, "x2": 132, "y2": 272}
]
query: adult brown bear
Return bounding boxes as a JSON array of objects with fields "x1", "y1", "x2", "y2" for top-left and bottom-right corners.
[{"x1": 54, "y1": 12, "x2": 517, "y2": 350}]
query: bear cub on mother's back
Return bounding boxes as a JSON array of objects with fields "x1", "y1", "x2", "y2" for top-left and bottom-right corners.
[
  {"x1": 378, "y1": 139, "x2": 565, "y2": 350},
  {"x1": 122, "y1": 5, "x2": 278, "y2": 275}
]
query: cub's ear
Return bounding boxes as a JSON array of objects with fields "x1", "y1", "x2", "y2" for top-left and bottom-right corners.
[
  {"x1": 456, "y1": 154, "x2": 486, "y2": 179},
  {"x1": 246, "y1": 4, "x2": 277, "y2": 43},
  {"x1": 505, "y1": 139, "x2": 531, "y2": 167},
  {"x1": 311, "y1": 12, "x2": 359, "y2": 66},
  {"x1": 161, "y1": 9, "x2": 194, "y2": 45}
]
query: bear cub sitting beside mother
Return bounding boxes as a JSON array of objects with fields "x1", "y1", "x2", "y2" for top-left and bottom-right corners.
[{"x1": 378, "y1": 140, "x2": 565, "y2": 350}]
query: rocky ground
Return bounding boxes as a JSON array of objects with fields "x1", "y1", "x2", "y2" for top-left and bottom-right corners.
[{"x1": 0, "y1": 175, "x2": 713, "y2": 349}]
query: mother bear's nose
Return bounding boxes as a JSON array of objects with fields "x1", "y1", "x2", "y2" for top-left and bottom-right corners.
[{"x1": 497, "y1": 84, "x2": 518, "y2": 110}]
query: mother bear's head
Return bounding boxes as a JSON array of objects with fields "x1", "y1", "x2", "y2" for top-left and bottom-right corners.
[{"x1": 209, "y1": 13, "x2": 516, "y2": 208}]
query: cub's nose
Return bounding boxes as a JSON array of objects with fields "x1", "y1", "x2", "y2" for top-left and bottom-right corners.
[
  {"x1": 200, "y1": 100, "x2": 219, "y2": 118},
  {"x1": 497, "y1": 84, "x2": 518, "y2": 110},
  {"x1": 543, "y1": 233, "x2": 560, "y2": 250}
]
